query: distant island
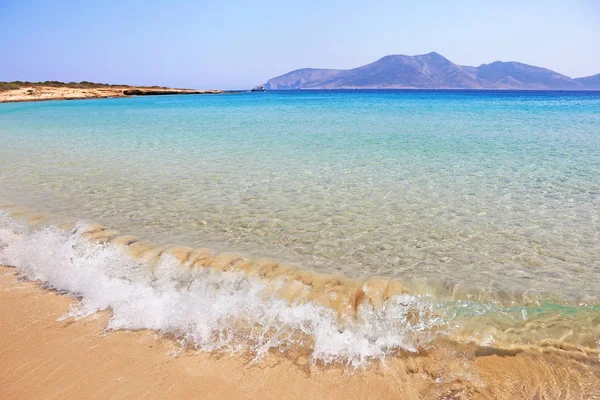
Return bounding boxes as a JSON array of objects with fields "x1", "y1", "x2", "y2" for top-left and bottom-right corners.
[
  {"x1": 0, "y1": 81, "x2": 221, "y2": 103},
  {"x1": 264, "y1": 52, "x2": 600, "y2": 90}
]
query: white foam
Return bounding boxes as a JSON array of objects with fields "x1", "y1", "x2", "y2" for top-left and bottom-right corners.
[{"x1": 0, "y1": 212, "x2": 444, "y2": 368}]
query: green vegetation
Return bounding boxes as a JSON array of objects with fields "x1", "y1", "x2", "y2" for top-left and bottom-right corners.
[
  {"x1": 0, "y1": 81, "x2": 169, "y2": 92},
  {"x1": 0, "y1": 82, "x2": 22, "y2": 91}
]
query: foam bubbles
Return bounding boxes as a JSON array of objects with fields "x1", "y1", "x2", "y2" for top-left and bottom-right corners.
[{"x1": 0, "y1": 212, "x2": 444, "y2": 368}]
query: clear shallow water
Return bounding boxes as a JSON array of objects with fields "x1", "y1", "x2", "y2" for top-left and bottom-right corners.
[{"x1": 1, "y1": 90, "x2": 599, "y2": 306}]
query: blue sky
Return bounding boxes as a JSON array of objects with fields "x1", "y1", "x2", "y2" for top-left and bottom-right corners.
[{"x1": 1, "y1": 0, "x2": 598, "y2": 89}]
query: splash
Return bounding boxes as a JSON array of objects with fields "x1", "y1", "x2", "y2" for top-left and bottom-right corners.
[
  {"x1": 2, "y1": 207, "x2": 599, "y2": 368},
  {"x1": 0, "y1": 211, "x2": 445, "y2": 368}
]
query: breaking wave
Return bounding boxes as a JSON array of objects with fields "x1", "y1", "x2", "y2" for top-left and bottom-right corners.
[
  {"x1": 0, "y1": 211, "x2": 446, "y2": 368},
  {"x1": 2, "y1": 207, "x2": 599, "y2": 370}
]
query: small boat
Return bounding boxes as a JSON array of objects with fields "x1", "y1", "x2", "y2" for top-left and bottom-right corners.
[{"x1": 251, "y1": 85, "x2": 266, "y2": 92}]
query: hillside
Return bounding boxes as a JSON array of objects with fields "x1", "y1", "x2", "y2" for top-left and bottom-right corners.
[
  {"x1": 574, "y1": 74, "x2": 600, "y2": 89},
  {"x1": 264, "y1": 53, "x2": 597, "y2": 90}
]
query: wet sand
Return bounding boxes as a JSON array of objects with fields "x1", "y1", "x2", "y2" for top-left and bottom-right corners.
[{"x1": 0, "y1": 265, "x2": 598, "y2": 399}]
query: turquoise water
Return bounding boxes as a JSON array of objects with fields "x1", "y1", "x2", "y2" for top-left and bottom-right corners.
[{"x1": 1, "y1": 90, "x2": 599, "y2": 306}]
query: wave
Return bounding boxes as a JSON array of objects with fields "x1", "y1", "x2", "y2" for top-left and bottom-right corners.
[
  {"x1": 0, "y1": 209, "x2": 447, "y2": 368},
  {"x1": 1, "y1": 207, "x2": 598, "y2": 369}
]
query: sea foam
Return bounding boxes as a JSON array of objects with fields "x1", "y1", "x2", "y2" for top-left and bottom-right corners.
[{"x1": 0, "y1": 211, "x2": 444, "y2": 368}]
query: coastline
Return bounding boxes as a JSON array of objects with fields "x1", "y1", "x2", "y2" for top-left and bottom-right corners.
[
  {"x1": 1, "y1": 265, "x2": 598, "y2": 399},
  {"x1": 0, "y1": 265, "x2": 428, "y2": 399},
  {"x1": 1, "y1": 207, "x2": 599, "y2": 399},
  {"x1": 0, "y1": 86, "x2": 222, "y2": 103}
]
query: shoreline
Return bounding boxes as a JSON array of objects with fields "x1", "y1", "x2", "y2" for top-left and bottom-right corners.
[
  {"x1": 0, "y1": 265, "x2": 437, "y2": 399},
  {"x1": 0, "y1": 207, "x2": 599, "y2": 399},
  {"x1": 1, "y1": 265, "x2": 598, "y2": 399},
  {"x1": 2, "y1": 205, "x2": 600, "y2": 353},
  {"x1": 3, "y1": 204, "x2": 600, "y2": 312},
  {"x1": 0, "y1": 86, "x2": 224, "y2": 103}
]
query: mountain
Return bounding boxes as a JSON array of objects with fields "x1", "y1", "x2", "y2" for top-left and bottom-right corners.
[
  {"x1": 475, "y1": 61, "x2": 581, "y2": 90},
  {"x1": 312, "y1": 52, "x2": 487, "y2": 89},
  {"x1": 263, "y1": 68, "x2": 343, "y2": 90},
  {"x1": 264, "y1": 53, "x2": 597, "y2": 90},
  {"x1": 574, "y1": 74, "x2": 600, "y2": 89}
]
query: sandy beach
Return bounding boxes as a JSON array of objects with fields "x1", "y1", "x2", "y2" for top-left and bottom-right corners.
[
  {"x1": 1, "y1": 264, "x2": 598, "y2": 399},
  {"x1": 0, "y1": 86, "x2": 221, "y2": 103}
]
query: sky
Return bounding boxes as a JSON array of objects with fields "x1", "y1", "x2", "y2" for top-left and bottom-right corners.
[{"x1": 1, "y1": 0, "x2": 599, "y2": 89}]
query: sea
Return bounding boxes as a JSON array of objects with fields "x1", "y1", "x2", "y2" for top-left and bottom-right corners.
[{"x1": 0, "y1": 90, "x2": 599, "y2": 367}]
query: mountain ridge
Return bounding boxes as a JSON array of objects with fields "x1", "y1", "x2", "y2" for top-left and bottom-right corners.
[
  {"x1": 574, "y1": 73, "x2": 600, "y2": 89},
  {"x1": 264, "y1": 53, "x2": 598, "y2": 90}
]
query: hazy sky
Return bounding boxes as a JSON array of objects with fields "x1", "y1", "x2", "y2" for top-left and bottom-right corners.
[{"x1": 1, "y1": 0, "x2": 598, "y2": 89}]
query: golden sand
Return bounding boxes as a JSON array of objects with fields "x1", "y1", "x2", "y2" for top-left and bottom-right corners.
[{"x1": 0, "y1": 265, "x2": 598, "y2": 399}]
